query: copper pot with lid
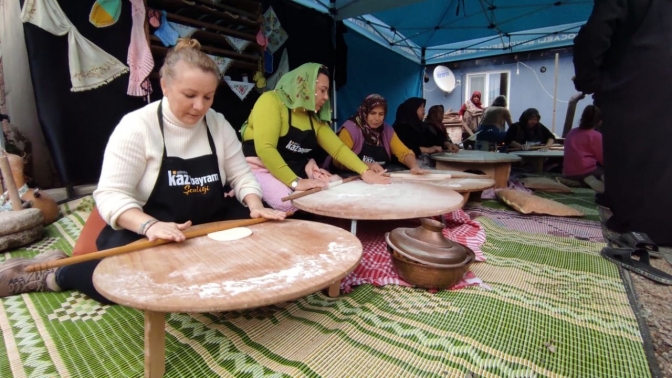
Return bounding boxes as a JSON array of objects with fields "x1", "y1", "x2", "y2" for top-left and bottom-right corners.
[{"x1": 386, "y1": 218, "x2": 475, "y2": 289}]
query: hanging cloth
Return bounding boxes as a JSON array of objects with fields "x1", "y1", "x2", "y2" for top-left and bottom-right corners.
[
  {"x1": 20, "y1": 0, "x2": 129, "y2": 92},
  {"x1": 127, "y1": 0, "x2": 153, "y2": 97}
]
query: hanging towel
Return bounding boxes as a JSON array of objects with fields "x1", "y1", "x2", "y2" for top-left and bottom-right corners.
[
  {"x1": 127, "y1": 0, "x2": 154, "y2": 97},
  {"x1": 21, "y1": 0, "x2": 129, "y2": 92}
]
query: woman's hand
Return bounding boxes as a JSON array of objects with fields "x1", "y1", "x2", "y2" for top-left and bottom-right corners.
[
  {"x1": 410, "y1": 167, "x2": 429, "y2": 175},
  {"x1": 361, "y1": 169, "x2": 390, "y2": 185},
  {"x1": 365, "y1": 162, "x2": 386, "y2": 173},
  {"x1": 521, "y1": 143, "x2": 531, "y2": 151},
  {"x1": 295, "y1": 178, "x2": 328, "y2": 191},
  {"x1": 250, "y1": 207, "x2": 287, "y2": 220},
  {"x1": 444, "y1": 143, "x2": 460, "y2": 153},
  {"x1": 145, "y1": 220, "x2": 192, "y2": 242},
  {"x1": 431, "y1": 146, "x2": 444, "y2": 154}
]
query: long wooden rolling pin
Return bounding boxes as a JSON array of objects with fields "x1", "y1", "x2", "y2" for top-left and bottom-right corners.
[
  {"x1": 508, "y1": 144, "x2": 564, "y2": 152},
  {"x1": 281, "y1": 175, "x2": 360, "y2": 202},
  {"x1": 25, "y1": 217, "x2": 272, "y2": 272}
]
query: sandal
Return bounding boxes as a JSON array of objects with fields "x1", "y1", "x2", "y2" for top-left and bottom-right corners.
[
  {"x1": 601, "y1": 247, "x2": 672, "y2": 285},
  {"x1": 606, "y1": 231, "x2": 661, "y2": 258}
]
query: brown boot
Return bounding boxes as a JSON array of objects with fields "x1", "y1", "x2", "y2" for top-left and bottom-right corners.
[{"x1": 0, "y1": 249, "x2": 68, "y2": 297}]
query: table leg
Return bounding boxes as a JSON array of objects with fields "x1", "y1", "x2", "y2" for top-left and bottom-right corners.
[
  {"x1": 326, "y1": 282, "x2": 340, "y2": 298},
  {"x1": 144, "y1": 311, "x2": 166, "y2": 378},
  {"x1": 350, "y1": 219, "x2": 357, "y2": 235},
  {"x1": 460, "y1": 192, "x2": 471, "y2": 207},
  {"x1": 533, "y1": 157, "x2": 544, "y2": 173},
  {"x1": 493, "y1": 164, "x2": 512, "y2": 188}
]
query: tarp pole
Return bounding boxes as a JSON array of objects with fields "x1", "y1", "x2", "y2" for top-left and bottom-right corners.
[{"x1": 551, "y1": 53, "x2": 559, "y2": 134}]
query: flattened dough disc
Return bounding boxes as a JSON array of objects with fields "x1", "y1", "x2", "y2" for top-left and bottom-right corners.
[{"x1": 207, "y1": 227, "x2": 252, "y2": 241}]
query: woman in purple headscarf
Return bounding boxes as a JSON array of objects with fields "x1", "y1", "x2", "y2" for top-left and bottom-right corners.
[{"x1": 325, "y1": 94, "x2": 425, "y2": 175}]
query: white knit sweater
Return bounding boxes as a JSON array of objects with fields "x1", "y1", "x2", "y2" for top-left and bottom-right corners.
[{"x1": 93, "y1": 98, "x2": 262, "y2": 229}]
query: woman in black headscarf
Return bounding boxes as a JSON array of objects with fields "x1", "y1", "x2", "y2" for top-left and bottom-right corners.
[
  {"x1": 505, "y1": 108, "x2": 555, "y2": 150},
  {"x1": 393, "y1": 98, "x2": 458, "y2": 167}
]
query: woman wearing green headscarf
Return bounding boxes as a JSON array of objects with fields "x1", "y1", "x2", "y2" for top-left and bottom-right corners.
[{"x1": 241, "y1": 63, "x2": 389, "y2": 212}]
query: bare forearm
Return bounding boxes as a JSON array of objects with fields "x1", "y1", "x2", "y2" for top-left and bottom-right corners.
[
  {"x1": 403, "y1": 154, "x2": 420, "y2": 170},
  {"x1": 116, "y1": 208, "x2": 159, "y2": 235},
  {"x1": 243, "y1": 193, "x2": 264, "y2": 211}
]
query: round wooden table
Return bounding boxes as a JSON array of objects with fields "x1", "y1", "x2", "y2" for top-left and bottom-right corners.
[
  {"x1": 93, "y1": 220, "x2": 362, "y2": 378},
  {"x1": 509, "y1": 150, "x2": 564, "y2": 172},
  {"x1": 431, "y1": 151, "x2": 521, "y2": 188},
  {"x1": 292, "y1": 181, "x2": 464, "y2": 234},
  {"x1": 387, "y1": 170, "x2": 495, "y2": 205}
]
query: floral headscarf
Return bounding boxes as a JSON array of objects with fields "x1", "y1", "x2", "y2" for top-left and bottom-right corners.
[
  {"x1": 348, "y1": 94, "x2": 388, "y2": 146},
  {"x1": 274, "y1": 62, "x2": 332, "y2": 123}
]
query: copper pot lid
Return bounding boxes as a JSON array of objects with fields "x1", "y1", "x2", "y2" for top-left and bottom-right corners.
[{"x1": 386, "y1": 218, "x2": 474, "y2": 267}]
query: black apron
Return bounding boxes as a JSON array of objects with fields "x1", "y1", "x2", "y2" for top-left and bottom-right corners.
[
  {"x1": 358, "y1": 143, "x2": 390, "y2": 167},
  {"x1": 96, "y1": 102, "x2": 229, "y2": 250},
  {"x1": 243, "y1": 108, "x2": 318, "y2": 178}
]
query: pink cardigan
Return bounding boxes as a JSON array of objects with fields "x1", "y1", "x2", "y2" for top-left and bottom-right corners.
[{"x1": 563, "y1": 128, "x2": 603, "y2": 176}]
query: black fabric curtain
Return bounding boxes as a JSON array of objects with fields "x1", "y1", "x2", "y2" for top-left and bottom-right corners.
[{"x1": 22, "y1": 0, "x2": 335, "y2": 189}]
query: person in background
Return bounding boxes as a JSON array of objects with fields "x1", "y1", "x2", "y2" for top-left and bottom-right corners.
[
  {"x1": 0, "y1": 38, "x2": 286, "y2": 303},
  {"x1": 505, "y1": 108, "x2": 555, "y2": 151},
  {"x1": 459, "y1": 91, "x2": 484, "y2": 140},
  {"x1": 573, "y1": 0, "x2": 671, "y2": 245},
  {"x1": 426, "y1": 105, "x2": 460, "y2": 152},
  {"x1": 327, "y1": 94, "x2": 426, "y2": 175},
  {"x1": 475, "y1": 95, "x2": 512, "y2": 148},
  {"x1": 241, "y1": 63, "x2": 389, "y2": 213},
  {"x1": 563, "y1": 105, "x2": 603, "y2": 183},
  {"x1": 394, "y1": 98, "x2": 458, "y2": 168}
]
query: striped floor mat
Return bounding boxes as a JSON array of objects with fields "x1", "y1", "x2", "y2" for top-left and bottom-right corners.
[{"x1": 0, "y1": 196, "x2": 650, "y2": 377}]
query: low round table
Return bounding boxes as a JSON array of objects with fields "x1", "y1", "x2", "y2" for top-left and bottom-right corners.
[
  {"x1": 93, "y1": 220, "x2": 362, "y2": 378},
  {"x1": 292, "y1": 181, "x2": 464, "y2": 234},
  {"x1": 509, "y1": 150, "x2": 564, "y2": 172},
  {"x1": 387, "y1": 170, "x2": 495, "y2": 204},
  {"x1": 431, "y1": 151, "x2": 521, "y2": 188}
]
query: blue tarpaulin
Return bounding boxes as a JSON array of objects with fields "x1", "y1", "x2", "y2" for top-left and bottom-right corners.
[{"x1": 292, "y1": 0, "x2": 591, "y2": 64}]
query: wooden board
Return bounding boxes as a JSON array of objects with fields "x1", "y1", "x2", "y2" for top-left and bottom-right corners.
[
  {"x1": 93, "y1": 220, "x2": 362, "y2": 313},
  {"x1": 292, "y1": 181, "x2": 464, "y2": 220},
  {"x1": 509, "y1": 150, "x2": 564, "y2": 158},
  {"x1": 388, "y1": 169, "x2": 482, "y2": 179},
  {"x1": 431, "y1": 150, "x2": 522, "y2": 164},
  {"x1": 426, "y1": 178, "x2": 495, "y2": 192}
]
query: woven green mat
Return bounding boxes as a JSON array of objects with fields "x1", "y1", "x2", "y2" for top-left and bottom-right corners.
[{"x1": 0, "y1": 196, "x2": 649, "y2": 377}]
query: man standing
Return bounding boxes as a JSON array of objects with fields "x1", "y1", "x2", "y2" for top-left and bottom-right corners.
[{"x1": 573, "y1": 0, "x2": 671, "y2": 246}]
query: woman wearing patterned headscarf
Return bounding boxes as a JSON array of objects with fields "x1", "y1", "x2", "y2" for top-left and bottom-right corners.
[
  {"x1": 326, "y1": 94, "x2": 426, "y2": 175},
  {"x1": 241, "y1": 63, "x2": 389, "y2": 212}
]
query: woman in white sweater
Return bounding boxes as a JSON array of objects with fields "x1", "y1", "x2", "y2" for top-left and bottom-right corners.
[{"x1": 0, "y1": 39, "x2": 285, "y2": 303}]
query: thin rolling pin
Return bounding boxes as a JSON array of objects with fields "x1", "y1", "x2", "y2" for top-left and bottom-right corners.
[
  {"x1": 281, "y1": 175, "x2": 360, "y2": 202},
  {"x1": 508, "y1": 144, "x2": 564, "y2": 152},
  {"x1": 26, "y1": 217, "x2": 272, "y2": 272}
]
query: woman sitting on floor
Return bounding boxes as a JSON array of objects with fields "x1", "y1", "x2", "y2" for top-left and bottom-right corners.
[
  {"x1": 505, "y1": 108, "x2": 555, "y2": 151},
  {"x1": 326, "y1": 94, "x2": 426, "y2": 175},
  {"x1": 426, "y1": 104, "x2": 460, "y2": 152},
  {"x1": 240, "y1": 63, "x2": 389, "y2": 212},
  {"x1": 563, "y1": 105, "x2": 604, "y2": 185},
  {"x1": 0, "y1": 38, "x2": 286, "y2": 303},
  {"x1": 393, "y1": 98, "x2": 459, "y2": 168}
]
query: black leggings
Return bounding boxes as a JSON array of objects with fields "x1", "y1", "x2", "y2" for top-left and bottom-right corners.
[
  {"x1": 57, "y1": 196, "x2": 253, "y2": 304},
  {"x1": 55, "y1": 260, "x2": 111, "y2": 304}
]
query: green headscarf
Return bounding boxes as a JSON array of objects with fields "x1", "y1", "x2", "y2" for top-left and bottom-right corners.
[{"x1": 274, "y1": 62, "x2": 332, "y2": 123}]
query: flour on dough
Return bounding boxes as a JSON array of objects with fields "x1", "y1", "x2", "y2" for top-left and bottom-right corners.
[{"x1": 207, "y1": 227, "x2": 252, "y2": 241}]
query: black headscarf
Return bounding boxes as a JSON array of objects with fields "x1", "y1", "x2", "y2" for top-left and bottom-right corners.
[
  {"x1": 518, "y1": 108, "x2": 545, "y2": 142},
  {"x1": 394, "y1": 97, "x2": 427, "y2": 132}
]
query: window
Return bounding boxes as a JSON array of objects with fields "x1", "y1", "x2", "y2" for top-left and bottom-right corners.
[{"x1": 465, "y1": 71, "x2": 510, "y2": 107}]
